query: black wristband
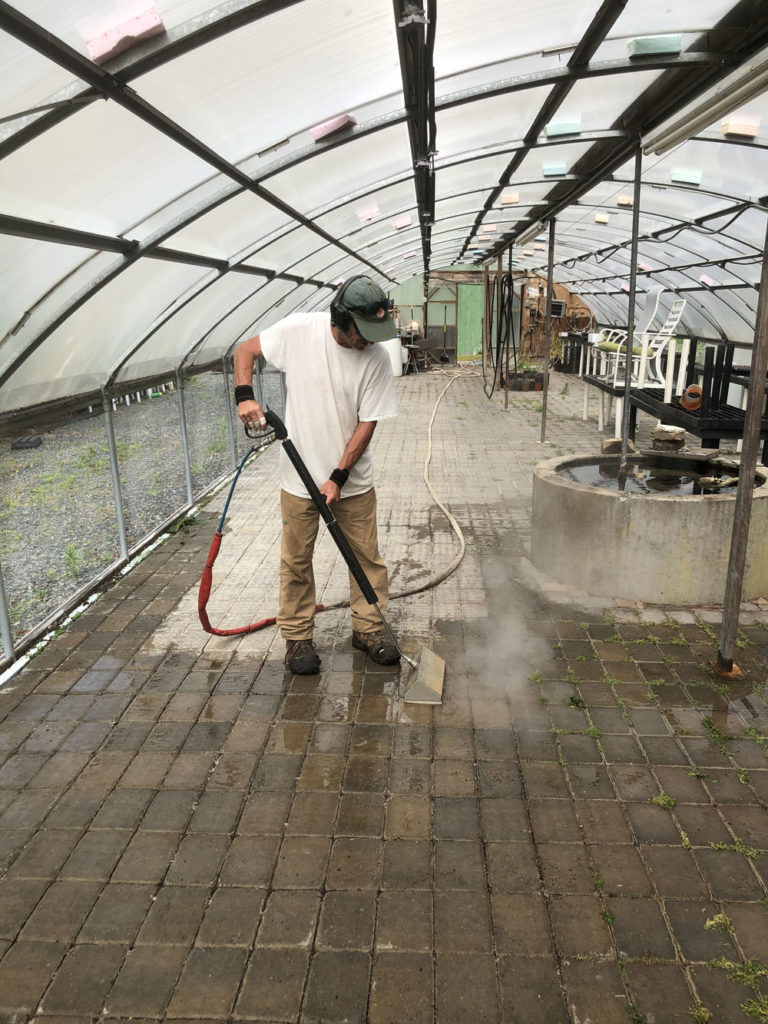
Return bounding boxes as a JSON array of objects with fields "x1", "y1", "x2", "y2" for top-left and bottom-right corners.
[
  {"x1": 330, "y1": 468, "x2": 349, "y2": 489},
  {"x1": 234, "y1": 385, "x2": 255, "y2": 404}
]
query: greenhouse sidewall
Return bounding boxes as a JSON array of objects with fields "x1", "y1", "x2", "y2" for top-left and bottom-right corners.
[{"x1": 0, "y1": 365, "x2": 284, "y2": 665}]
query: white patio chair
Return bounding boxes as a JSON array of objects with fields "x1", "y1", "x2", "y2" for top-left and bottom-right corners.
[
  {"x1": 610, "y1": 297, "x2": 687, "y2": 390},
  {"x1": 584, "y1": 292, "x2": 688, "y2": 431}
]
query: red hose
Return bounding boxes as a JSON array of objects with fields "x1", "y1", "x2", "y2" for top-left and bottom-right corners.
[
  {"x1": 198, "y1": 529, "x2": 322, "y2": 636},
  {"x1": 197, "y1": 531, "x2": 274, "y2": 635}
]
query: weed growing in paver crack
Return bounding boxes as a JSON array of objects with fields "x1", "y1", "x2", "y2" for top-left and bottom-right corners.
[
  {"x1": 743, "y1": 995, "x2": 768, "y2": 1022},
  {"x1": 568, "y1": 695, "x2": 587, "y2": 709},
  {"x1": 737, "y1": 629, "x2": 755, "y2": 649},
  {"x1": 703, "y1": 677, "x2": 733, "y2": 697},
  {"x1": 744, "y1": 726, "x2": 768, "y2": 758},
  {"x1": 650, "y1": 792, "x2": 676, "y2": 809},
  {"x1": 707, "y1": 957, "x2": 768, "y2": 987},
  {"x1": 530, "y1": 671, "x2": 543, "y2": 684},
  {"x1": 566, "y1": 666, "x2": 581, "y2": 683},
  {"x1": 601, "y1": 909, "x2": 615, "y2": 925},
  {"x1": 708, "y1": 837, "x2": 759, "y2": 860},
  {"x1": 698, "y1": 622, "x2": 719, "y2": 644},
  {"x1": 615, "y1": 695, "x2": 634, "y2": 727},
  {"x1": 625, "y1": 1003, "x2": 643, "y2": 1024},
  {"x1": 702, "y1": 715, "x2": 731, "y2": 756},
  {"x1": 552, "y1": 726, "x2": 603, "y2": 739},
  {"x1": 168, "y1": 514, "x2": 196, "y2": 535},
  {"x1": 680, "y1": 830, "x2": 693, "y2": 850},
  {"x1": 705, "y1": 913, "x2": 734, "y2": 934},
  {"x1": 592, "y1": 869, "x2": 605, "y2": 890},
  {"x1": 688, "y1": 1003, "x2": 713, "y2": 1023},
  {"x1": 738, "y1": 767, "x2": 751, "y2": 786}
]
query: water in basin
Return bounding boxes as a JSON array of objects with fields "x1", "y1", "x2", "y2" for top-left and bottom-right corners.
[{"x1": 559, "y1": 457, "x2": 744, "y2": 497}]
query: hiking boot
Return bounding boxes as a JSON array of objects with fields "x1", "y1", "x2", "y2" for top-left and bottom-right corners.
[
  {"x1": 351, "y1": 629, "x2": 400, "y2": 666},
  {"x1": 284, "y1": 639, "x2": 320, "y2": 675}
]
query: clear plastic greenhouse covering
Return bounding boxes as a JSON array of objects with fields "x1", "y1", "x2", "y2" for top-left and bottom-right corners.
[{"x1": 2, "y1": 0, "x2": 768, "y2": 417}]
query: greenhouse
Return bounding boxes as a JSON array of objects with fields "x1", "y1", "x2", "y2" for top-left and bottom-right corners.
[{"x1": 2, "y1": 1, "x2": 768, "y2": 1021}]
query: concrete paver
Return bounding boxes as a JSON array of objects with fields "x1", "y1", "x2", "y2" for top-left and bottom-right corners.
[{"x1": 1, "y1": 368, "x2": 768, "y2": 1022}]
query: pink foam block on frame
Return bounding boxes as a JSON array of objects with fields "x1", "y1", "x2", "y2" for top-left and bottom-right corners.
[
  {"x1": 721, "y1": 118, "x2": 760, "y2": 138},
  {"x1": 311, "y1": 114, "x2": 357, "y2": 141},
  {"x1": 86, "y1": 6, "x2": 165, "y2": 63}
]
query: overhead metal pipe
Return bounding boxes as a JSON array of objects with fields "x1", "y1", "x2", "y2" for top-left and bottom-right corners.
[{"x1": 392, "y1": 0, "x2": 436, "y2": 274}]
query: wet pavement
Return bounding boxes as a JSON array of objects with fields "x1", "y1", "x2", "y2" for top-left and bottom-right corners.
[{"x1": 1, "y1": 367, "x2": 767, "y2": 1023}]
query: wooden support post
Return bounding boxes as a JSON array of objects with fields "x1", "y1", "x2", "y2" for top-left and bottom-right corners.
[
  {"x1": 716, "y1": 218, "x2": 768, "y2": 676},
  {"x1": 540, "y1": 220, "x2": 555, "y2": 442}
]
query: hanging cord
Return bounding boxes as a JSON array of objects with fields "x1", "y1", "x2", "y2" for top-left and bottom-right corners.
[
  {"x1": 482, "y1": 277, "x2": 497, "y2": 398},
  {"x1": 503, "y1": 272, "x2": 518, "y2": 380},
  {"x1": 483, "y1": 271, "x2": 517, "y2": 399},
  {"x1": 198, "y1": 375, "x2": 469, "y2": 635}
]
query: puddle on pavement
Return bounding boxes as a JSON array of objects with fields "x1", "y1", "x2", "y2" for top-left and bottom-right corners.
[
  {"x1": 269, "y1": 722, "x2": 311, "y2": 753},
  {"x1": 319, "y1": 696, "x2": 356, "y2": 722}
]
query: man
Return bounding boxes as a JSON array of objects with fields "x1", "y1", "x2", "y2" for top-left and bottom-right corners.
[{"x1": 233, "y1": 275, "x2": 400, "y2": 675}]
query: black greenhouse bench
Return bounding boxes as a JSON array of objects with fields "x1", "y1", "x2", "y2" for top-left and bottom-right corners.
[{"x1": 627, "y1": 341, "x2": 768, "y2": 464}]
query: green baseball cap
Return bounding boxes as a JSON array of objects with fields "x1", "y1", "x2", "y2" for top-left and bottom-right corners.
[{"x1": 341, "y1": 276, "x2": 395, "y2": 342}]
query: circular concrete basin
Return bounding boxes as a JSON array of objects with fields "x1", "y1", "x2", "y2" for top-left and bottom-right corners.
[{"x1": 531, "y1": 453, "x2": 768, "y2": 605}]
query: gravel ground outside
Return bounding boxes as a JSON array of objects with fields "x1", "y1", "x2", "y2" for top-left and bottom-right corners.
[{"x1": 0, "y1": 369, "x2": 283, "y2": 658}]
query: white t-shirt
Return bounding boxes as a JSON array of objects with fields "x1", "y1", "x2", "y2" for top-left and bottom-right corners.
[{"x1": 259, "y1": 312, "x2": 399, "y2": 499}]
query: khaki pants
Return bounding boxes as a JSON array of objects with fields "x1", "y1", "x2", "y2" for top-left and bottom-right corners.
[{"x1": 278, "y1": 487, "x2": 389, "y2": 640}]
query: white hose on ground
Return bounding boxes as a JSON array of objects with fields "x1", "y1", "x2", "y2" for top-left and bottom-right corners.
[
  {"x1": 320, "y1": 367, "x2": 474, "y2": 611},
  {"x1": 390, "y1": 370, "x2": 469, "y2": 601}
]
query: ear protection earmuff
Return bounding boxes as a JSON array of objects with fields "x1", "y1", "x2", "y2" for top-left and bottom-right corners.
[{"x1": 330, "y1": 275, "x2": 368, "y2": 332}]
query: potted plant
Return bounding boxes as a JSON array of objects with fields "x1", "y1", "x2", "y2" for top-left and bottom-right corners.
[{"x1": 503, "y1": 363, "x2": 543, "y2": 391}]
